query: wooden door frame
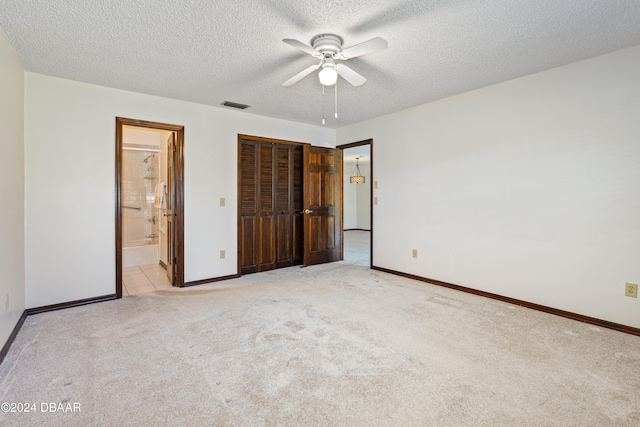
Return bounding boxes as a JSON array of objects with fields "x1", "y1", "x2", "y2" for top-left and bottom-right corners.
[
  {"x1": 115, "y1": 117, "x2": 185, "y2": 297},
  {"x1": 337, "y1": 139, "x2": 373, "y2": 268},
  {"x1": 236, "y1": 134, "x2": 307, "y2": 276}
]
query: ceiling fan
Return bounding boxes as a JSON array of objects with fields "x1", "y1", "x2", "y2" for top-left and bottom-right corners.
[{"x1": 282, "y1": 34, "x2": 388, "y2": 87}]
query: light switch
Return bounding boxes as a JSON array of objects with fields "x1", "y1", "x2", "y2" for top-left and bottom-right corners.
[
  {"x1": 374, "y1": 181, "x2": 378, "y2": 189},
  {"x1": 220, "y1": 198, "x2": 225, "y2": 207},
  {"x1": 374, "y1": 197, "x2": 378, "y2": 205}
]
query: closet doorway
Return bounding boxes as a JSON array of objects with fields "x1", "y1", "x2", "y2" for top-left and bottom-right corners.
[
  {"x1": 115, "y1": 117, "x2": 185, "y2": 297},
  {"x1": 237, "y1": 135, "x2": 343, "y2": 275}
]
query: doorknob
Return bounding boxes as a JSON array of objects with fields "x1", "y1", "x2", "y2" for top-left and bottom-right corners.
[
  {"x1": 303, "y1": 209, "x2": 313, "y2": 214},
  {"x1": 163, "y1": 213, "x2": 172, "y2": 217}
]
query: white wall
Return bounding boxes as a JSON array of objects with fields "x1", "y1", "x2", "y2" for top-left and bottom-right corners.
[
  {"x1": 0, "y1": 26, "x2": 25, "y2": 347},
  {"x1": 355, "y1": 163, "x2": 371, "y2": 230},
  {"x1": 337, "y1": 45, "x2": 640, "y2": 328},
  {"x1": 343, "y1": 161, "x2": 357, "y2": 229},
  {"x1": 343, "y1": 145, "x2": 371, "y2": 230},
  {"x1": 25, "y1": 73, "x2": 334, "y2": 308},
  {"x1": 344, "y1": 162, "x2": 371, "y2": 230}
]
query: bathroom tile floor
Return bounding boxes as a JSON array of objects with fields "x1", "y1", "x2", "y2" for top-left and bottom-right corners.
[{"x1": 122, "y1": 264, "x2": 173, "y2": 296}]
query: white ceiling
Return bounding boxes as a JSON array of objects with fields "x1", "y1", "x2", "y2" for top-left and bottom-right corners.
[
  {"x1": 343, "y1": 145, "x2": 371, "y2": 164},
  {"x1": 2, "y1": 1, "x2": 640, "y2": 128}
]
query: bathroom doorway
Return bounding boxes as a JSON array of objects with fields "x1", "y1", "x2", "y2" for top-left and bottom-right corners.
[{"x1": 115, "y1": 117, "x2": 185, "y2": 297}]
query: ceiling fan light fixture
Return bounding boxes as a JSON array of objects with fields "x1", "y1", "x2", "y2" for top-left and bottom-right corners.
[{"x1": 319, "y1": 65, "x2": 338, "y2": 86}]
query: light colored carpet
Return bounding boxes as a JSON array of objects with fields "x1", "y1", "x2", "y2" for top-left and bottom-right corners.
[{"x1": 1, "y1": 231, "x2": 639, "y2": 426}]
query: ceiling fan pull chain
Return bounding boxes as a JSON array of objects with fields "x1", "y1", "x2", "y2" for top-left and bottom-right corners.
[
  {"x1": 322, "y1": 85, "x2": 326, "y2": 125},
  {"x1": 335, "y1": 79, "x2": 338, "y2": 119}
]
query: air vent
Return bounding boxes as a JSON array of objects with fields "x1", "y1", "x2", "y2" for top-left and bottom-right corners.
[{"x1": 221, "y1": 101, "x2": 250, "y2": 110}]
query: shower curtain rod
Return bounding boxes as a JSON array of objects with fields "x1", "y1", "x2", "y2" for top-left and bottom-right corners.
[{"x1": 123, "y1": 147, "x2": 161, "y2": 153}]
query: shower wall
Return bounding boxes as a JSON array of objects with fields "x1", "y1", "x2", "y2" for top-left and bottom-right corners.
[{"x1": 122, "y1": 149, "x2": 159, "y2": 246}]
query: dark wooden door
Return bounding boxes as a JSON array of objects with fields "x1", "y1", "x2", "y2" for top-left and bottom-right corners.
[
  {"x1": 239, "y1": 138, "x2": 303, "y2": 274},
  {"x1": 275, "y1": 144, "x2": 303, "y2": 268},
  {"x1": 239, "y1": 140, "x2": 255, "y2": 273},
  {"x1": 239, "y1": 139, "x2": 260, "y2": 274},
  {"x1": 256, "y1": 142, "x2": 276, "y2": 271},
  {"x1": 303, "y1": 146, "x2": 343, "y2": 266}
]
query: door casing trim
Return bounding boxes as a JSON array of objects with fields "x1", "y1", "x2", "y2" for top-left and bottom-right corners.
[
  {"x1": 337, "y1": 139, "x2": 373, "y2": 268},
  {"x1": 115, "y1": 117, "x2": 185, "y2": 297}
]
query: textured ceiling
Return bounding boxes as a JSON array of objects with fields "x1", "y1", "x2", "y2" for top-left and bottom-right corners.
[{"x1": 2, "y1": 0, "x2": 640, "y2": 128}]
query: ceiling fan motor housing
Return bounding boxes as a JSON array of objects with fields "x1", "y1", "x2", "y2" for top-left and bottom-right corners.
[{"x1": 311, "y1": 34, "x2": 343, "y2": 55}]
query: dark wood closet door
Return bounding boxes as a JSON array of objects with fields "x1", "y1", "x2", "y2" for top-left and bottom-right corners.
[
  {"x1": 239, "y1": 140, "x2": 258, "y2": 274},
  {"x1": 291, "y1": 146, "x2": 304, "y2": 265},
  {"x1": 257, "y1": 143, "x2": 276, "y2": 271},
  {"x1": 239, "y1": 138, "x2": 303, "y2": 275},
  {"x1": 275, "y1": 145, "x2": 303, "y2": 268}
]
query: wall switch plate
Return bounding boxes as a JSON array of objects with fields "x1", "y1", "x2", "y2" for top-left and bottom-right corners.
[
  {"x1": 625, "y1": 282, "x2": 638, "y2": 298},
  {"x1": 220, "y1": 250, "x2": 226, "y2": 259},
  {"x1": 412, "y1": 249, "x2": 418, "y2": 258},
  {"x1": 220, "y1": 198, "x2": 225, "y2": 207},
  {"x1": 374, "y1": 181, "x2": 378, "y2": 189},
  {"x1": 374, "y1": 197, "x2": 378, "y2": 205}
]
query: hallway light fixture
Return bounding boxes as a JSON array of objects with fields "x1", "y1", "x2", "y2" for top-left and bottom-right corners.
[{"x1": 350, "y1": 157, "x2": 365, "y2": 184}]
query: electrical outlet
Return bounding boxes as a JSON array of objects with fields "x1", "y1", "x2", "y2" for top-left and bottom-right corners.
[
  {"x1": 625, "y1": 282, "x2": 638, "y2": 298},
  {"x1": 220, "y1": 250, "x2": 226, "y2": 259},
  {"x1": 220, "y1": 198, "x2": 225, "y2": 207},
  {"x1": 412, "y1": 249, "x2": 418, "y2": 258}
]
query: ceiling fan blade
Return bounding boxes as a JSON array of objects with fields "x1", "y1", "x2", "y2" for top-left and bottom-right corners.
[
  {"x1": 282, "y1": 63, "x2": 321, "y2": 87},
  {"x1": 335, "y1": 64, "x2": 367, "y2": 87},
  {"x1": 340, "y1": 37, "x2": 388, "y2": 59},
  {"x1": 282, "y1": 38, "x2": 321, "y2": 57}
]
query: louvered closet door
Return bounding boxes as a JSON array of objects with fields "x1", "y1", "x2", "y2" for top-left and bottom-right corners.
[
  {"x1": 239, "y1": 138, "x2": 303, "y2": 274},
  {"x1": 240, "y1": 140, "x2": 258, "y2": 274},
  {"x1": 257, "y1": 143, "x2": 276, "y2": 271},
  {"x1": 275, "y1": 145, "x2": 304, "y2": 268},
  {"x1": 291, "y1": 146, "x2": 304, "y2": 265}
]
